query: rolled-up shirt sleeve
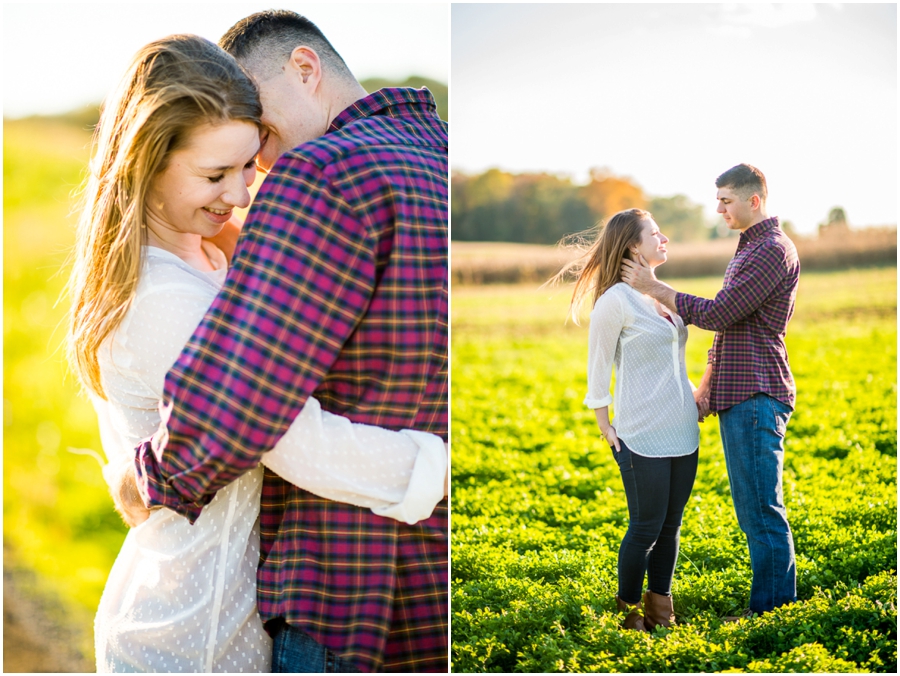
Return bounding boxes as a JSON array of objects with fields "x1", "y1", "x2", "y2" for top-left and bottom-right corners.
[
  {"x1": 675, "y1": 243, "x2": 788, "y2": 332},
  {"x1": 260, "y1": 399, "x2": 446, "y2": 525},
  {"x1": 584, "y1": 290, "x2": 625, "y2": 409}
]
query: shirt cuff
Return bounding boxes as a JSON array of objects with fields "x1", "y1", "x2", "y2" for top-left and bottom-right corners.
[
  {"x1": 369, "y1": 430, "x2": 447, "y2": 525},
  {"x1": 135, "y1": 439, "x2": 211, "y2": 524},
  {"x1": 584, "y1": 394, "x2": 613, "y2": 409}
]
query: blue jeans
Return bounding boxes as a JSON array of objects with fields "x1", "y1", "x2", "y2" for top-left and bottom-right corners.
[
  {"x1": 719, "y1": 393, "x2": 797, "y2": 614},
  {"x1": 613, "y1": 440, "x2": 698, "y2": 604},
  {"x1": 268, "y1": 619, "x2": 355, "y2": 673}
]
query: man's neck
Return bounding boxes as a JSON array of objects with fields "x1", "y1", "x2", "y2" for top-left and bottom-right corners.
[
  {"x1": 324, "y1": 81, "x2": 369, "y2": 129},
  {"x1": 741, "y1": 211, "x2": 770, "y2": 232}
]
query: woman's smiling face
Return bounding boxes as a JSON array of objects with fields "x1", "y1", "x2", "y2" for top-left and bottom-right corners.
[
  {"x1": 145, "y1": 120, "x2": 260, "y2": 240},
  {"x1": 632, "y1": 218, "x2": 669, "y2": 268}
]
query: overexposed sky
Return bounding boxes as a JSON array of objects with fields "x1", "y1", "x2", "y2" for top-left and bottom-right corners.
[
  {"x1": 3, "y1": 2, "x2": 449, "y2": 118},
  {"x1": 452, "y1": 3, "x2": 897, "y2": 234}
]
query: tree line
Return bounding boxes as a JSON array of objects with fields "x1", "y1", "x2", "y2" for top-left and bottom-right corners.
[{"x1": 451, "y1": 167, "x2": 720, "y2": 244}]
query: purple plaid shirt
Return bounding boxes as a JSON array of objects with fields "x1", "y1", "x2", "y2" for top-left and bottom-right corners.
[
  {"x1": 136, "y1": 88, "x2": 448, "y2": 672},
  {"x1": 675, "y1": 217, "x2": 799, "y2": 412}
]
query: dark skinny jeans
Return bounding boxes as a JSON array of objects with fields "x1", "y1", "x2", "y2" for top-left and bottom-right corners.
[{"x1": 613, "y1": 439, "x2": 698, "y2": 604}]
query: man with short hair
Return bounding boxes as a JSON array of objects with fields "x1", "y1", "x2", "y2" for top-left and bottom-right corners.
[
  {"x1": 137, "y1": 10, "x2": 448, "y2": 672},
  {"x1": 621, "y1": 163, "x2": 799, "y2": 618}
]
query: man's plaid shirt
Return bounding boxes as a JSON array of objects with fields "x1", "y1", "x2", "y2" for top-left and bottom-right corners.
[
  {"x1": 675, "y1": 217, "x2": 799, "y2": 412},
  {"x1": 137, "y1": 88, "x2": 448, "y2": 672}
]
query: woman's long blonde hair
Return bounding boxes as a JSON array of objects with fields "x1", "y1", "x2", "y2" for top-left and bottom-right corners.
[
  {"x1": 67, "y1": 34, "x2": 261, "y2": 398},
  {"x1": 552, "y1": 208, "x2": 652, "y2": 324}
]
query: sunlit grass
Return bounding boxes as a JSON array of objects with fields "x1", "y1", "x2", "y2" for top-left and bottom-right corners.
[
  {"x1": 4, "y1": 118, "x2": 121, "y2": 646},
  {"x1": 451, "y1": 270, "x2": 897, "y2": 672}
]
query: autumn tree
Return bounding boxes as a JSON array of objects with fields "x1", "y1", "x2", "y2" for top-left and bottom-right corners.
[
  {"x1": 579, "y1": 168, "x2": 646, "y2": 224},
  {"x1": 451, "y1": 168, "x2": 711, "y2": 244}
]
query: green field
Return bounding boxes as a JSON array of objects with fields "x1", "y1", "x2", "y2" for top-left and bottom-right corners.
[
  {"x1": 451, "y1": 270, "x2": 897, "y2": 672},
  {"x1": 4, "y1": 118, "x2": 121, "y2": 661}
]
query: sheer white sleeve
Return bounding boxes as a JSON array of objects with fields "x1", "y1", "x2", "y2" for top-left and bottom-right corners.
[
  {"x1": 99, "y1": 253, "x2": 445, "y2": 524},
  {"x1": 584, "y1": 288, "x2": 626, "y2": 410}
]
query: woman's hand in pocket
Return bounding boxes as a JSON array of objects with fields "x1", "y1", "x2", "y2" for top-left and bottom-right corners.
[{"x1": 602, "y1": 425, "x2": 621, "y2": 453}]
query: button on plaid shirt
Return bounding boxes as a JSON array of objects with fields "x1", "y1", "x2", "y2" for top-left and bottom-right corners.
[
  {"x1": 675, "y1": 217, "x2": 799, "y2": 412},
  {"x1": 136, "y1": 88, "x2": 448, "y2": 672}
]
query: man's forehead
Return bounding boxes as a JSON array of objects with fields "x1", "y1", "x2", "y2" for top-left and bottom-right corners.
[{"x1": 716, "y1": 186, "x2": 739, "y2": 200}]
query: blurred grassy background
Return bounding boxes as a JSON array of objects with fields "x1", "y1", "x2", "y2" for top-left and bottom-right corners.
[{"x1": 4, "y1": 115, "x2": 109, "y2": 667}]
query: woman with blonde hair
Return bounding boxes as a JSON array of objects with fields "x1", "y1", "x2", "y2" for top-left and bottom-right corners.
[
  {"x1": 561, "y1": 209, "x2": 703, "y2": 632},
  {"x1": 68, "y1": 34, "x2": 446, "y2": 672}
]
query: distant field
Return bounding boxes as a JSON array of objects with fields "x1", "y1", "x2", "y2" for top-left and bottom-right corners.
[{"x1": 452, "y1": 229, "x2": 897, "y2": 285}]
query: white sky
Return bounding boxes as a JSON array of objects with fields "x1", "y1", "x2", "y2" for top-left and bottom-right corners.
[
  {"x1": 2, "y1": 1, "x2": 449, "y2": 117},
  {"x1": 452, "y1": 3, "x2": 897, "y2": 234}
]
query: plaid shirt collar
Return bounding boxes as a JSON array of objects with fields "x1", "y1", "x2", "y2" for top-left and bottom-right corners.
[
  {"x1": 740, "y1": 216, "x2": 781, "y2": 245},
  {"x1": 328, "y1": 87, "x2": 438, "y2": 134}
]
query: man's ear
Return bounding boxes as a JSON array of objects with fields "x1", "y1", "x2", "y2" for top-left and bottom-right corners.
[
  {"x1": 748, "y1": 193, "x2": 761, "y2": 211},
  {"x1": 287, "y1": 46, "x2": 322, "y2": 89}
]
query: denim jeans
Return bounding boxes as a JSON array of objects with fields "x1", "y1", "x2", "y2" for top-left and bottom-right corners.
[
  {"x1": 613, "y1": 440, "x2": 698, "y2": 604},
  {"x1": 719, "y1": 393, "x2": 797, "y2": 614},
  {"x1": 268, "y1": 619, "x2": 355, "y2": 673}
]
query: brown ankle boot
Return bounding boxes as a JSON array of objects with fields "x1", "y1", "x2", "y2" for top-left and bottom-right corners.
[
  {"x1": 723, "y1": 608, "x2": 755, "y2": 623},
  {"x1": 615, "y1": 595, "x2": 646, "y2": 631},
  {"x1": 642, "y1": 591, "x2": 675, "y2": 630}
]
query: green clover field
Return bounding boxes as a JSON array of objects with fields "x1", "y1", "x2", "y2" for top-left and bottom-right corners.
[{"x1": 451, "y1": 271, "x2": 897, "y2": 673}]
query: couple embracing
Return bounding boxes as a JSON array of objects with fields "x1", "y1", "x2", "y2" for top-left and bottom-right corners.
[
  {"x1": 69, "y1": 10, "x2": 447, "y2": 673},
  {"x1": 565, "y1": 164, "x2": 799, "y2": 631}
]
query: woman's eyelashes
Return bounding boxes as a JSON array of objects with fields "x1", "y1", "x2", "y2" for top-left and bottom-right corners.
[{"x1": 206, "y1": 157, "x2": 257, "y2": 183}]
